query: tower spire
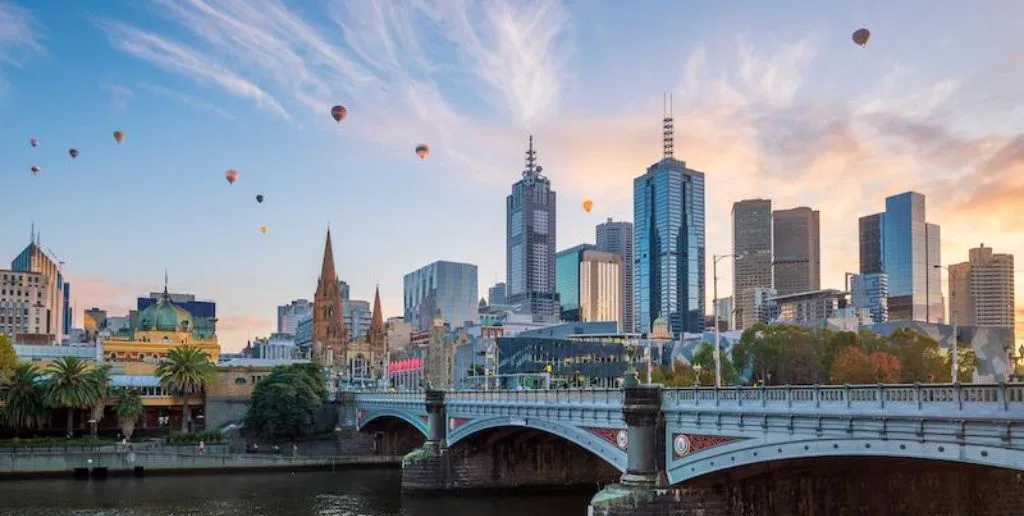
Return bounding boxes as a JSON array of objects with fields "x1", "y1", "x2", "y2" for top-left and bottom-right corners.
[
  {"x1": 523, "y1": 134, "x2": 538, "y2": 178},
  {"x1": 163, "y1": 268, "x2": 169, "y2": 299},
  {"x1": 663, "y1": 91, "x2": 674, "y2": 159},
  {"x1": 320, "y1": 228, "x2": 338, "y2": 283},
  {"x1": 30, "y1": 221, "x2": 34, "y2": 246}
]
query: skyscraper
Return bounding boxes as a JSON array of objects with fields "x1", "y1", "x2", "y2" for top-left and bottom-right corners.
[
  {"x1": 596, "y1": 218, "x2": 634, "y2": 332},
  {"x1": 556, "y1": 244, "x2": 596, "y2": 321},
  {"x1": 949, "y1": 244, "x2": 1015, "y2": 334},
  {"x1": 579, "y1": 250, "x2": 623, "y2": 330},
  {"x1": 403, "y1": 261, "x2": 479, "y2": 331},
  {"x1": 732, "y1": 199, "x2": 773, "y2": 330},
  {"x1": 859, "y1": 192, "x2": 943, "y2": 322},
  {"x1": 634, "y1": 99, "x2": 705, "y2": 335},
  {"x1": 506, "y1": 135, "x2": 559, "y2": 322},
  {"x1": 487, "y1": 282, "x2": 507, "y2": 306},
  {"x1": 773, "y1": 206, "x2": 821, "y2": 296},
  {"x1": 11, "y1": 226, "x2": 69, "y2": 341}
]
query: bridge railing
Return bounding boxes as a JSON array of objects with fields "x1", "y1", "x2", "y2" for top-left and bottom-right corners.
[
  {"x1": 662, "y1": 383, "x2": 1024, "y2": 415},
  {"x1": 448, "y1": 389, "x2": 624, "y2": 406},
  {"x1": 353, "y1": 392, "x2": 426, "y2": 403}
]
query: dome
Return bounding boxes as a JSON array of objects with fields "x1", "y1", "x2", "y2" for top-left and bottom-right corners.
[
  {"x1": 650, "y1": 317, "x2": 671, "y2": 340},
  {"x1": 137, "y1": 294, "x2": 193, "y2": 332}
]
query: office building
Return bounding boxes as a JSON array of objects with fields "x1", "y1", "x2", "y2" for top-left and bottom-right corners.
[
  {"x1": 487, "y1": 282, "x2": 507, "y2": 306},
  {"x1": 851, "y1": 272, "x2": 889, "y2": 324},
  {"x1": 556, "y1": 244, "x2": 596, "y2": 321},
  {"x1": 949, "y1": 244, "x2": 1015, "y2": 334},
  {"x1": 556, "y1": 244, "x2": 623, "y2": 328},
  {"x1": 10, "y1": 228, "x2": 69, "y2": 340},
  {"x1": 859, "y1": 192, "x2": 943, "y2": 322},
  {"x1": 277, "y1": 299, "x2": 312, "y2": 336},
  {"x1": 596, "y1": 218, "x2": 635, "y2": 332},
  {"x1": 0, "y1": 269, "x2": 48, "y2": 338},
  {"x1": 507, "y1": 135, "x2": 559, "y2": 322},
  {"x1": 713, "y1": 296, "x2": 734, "y2": 330},
  {"x1": 404, "y1": 260, "x2": 479, "y2": 331},
  {"x1": 345, "y1": 299, "x2": 373, "y2": 339},
  {"x1": 773, "y1": 206, "x2": 820, "y2": 295},
  {"x1": 634, "y1": 104, "x2": 705, "y2": 335},
  {"x1": 772, "y1": 289, "x2": 847, "y2": 326},
  {"x1": 732, "y1": 199, "x2": 773, "y2": 330},
  {"x1": 338, "y1": 280, "x2": 350, "y2": 301}
]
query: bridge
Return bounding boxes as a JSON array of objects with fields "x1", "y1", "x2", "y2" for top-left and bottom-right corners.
[{"x1": 344, "y1": 383, "x2": 1024, "y2": 515}]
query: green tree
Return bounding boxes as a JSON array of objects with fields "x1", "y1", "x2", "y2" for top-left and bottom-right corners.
[
  {"x1": 45, "y1": 357, "x2": 102, "y2": 437},
  {"x1": 1, "y1": 363, "x2": 47, "y2": 435},
  {"x1": 889, "y1": 329, "x2": 947, "y2": 383},
  {"x1": 245, "y1": 364, "x2": 325, "y2": 438},
  {"x1": 692, "y1": 343, "x2": 738, "y2": 385},
  {"x1": 156, "y1": 345, "x2": 216, "y2": 432},
  {"x1": 0, "y1": 335, "x2": 16, "y2": 380},
  {"x1": 114, "y1": 389, "x2": 145, "y2": 440}
]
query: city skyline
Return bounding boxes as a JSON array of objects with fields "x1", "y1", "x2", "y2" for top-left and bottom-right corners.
[{"x1": 1, "y1": 1, "x2": 1021, "y2": 350}]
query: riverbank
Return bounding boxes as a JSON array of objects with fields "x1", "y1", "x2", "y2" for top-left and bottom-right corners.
[{"x1": 0, "y1": 450, "x2": 401, "y2": 480}]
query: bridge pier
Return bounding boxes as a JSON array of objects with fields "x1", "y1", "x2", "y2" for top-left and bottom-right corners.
[
  {"x1": 401, "y1": 389, "x2": 449, "y2": 491},
  {"x1": 589, "y1": 386, "x2": 727, "y2": 516}
]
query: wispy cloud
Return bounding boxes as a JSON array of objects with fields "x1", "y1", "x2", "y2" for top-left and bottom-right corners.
[
  {"x1": 0, "y1": 1, "x2": 42, "y2": 88},
  {"x1": 100, "y1": 82, "x2": 135, "y2": 110},
  {"x1": 138, "y1": 82, "x2": 235, "y2": 120}
]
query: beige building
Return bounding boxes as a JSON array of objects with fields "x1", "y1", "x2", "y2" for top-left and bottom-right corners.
[
  {"x1": 949, "y1": 244, "x2": 1015, "y2": 335},
  {"x1": 732, "y1": 199, "x2": 773, "y2": 330},
  {"x1": 10, "y1": 233, "x2": 68, "y2": 340},
  {"x1": 579, "y1": 250, "x2": 623, "y2": 330},
  {"x1": 772, "y1": 207, "x2": 821, "y2": 296},
  {"x1": 0, "y1": 269, "x2": 49, "y2": 339}
]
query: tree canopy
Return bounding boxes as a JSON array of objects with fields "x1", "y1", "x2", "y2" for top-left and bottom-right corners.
[{"x1": 245, "y1": 363, "x2": 325, "y2": 439}]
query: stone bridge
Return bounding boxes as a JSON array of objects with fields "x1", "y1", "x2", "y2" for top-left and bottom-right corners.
[{"x1": 347, "y1": 384, "x2": 1024, "y2": 515}]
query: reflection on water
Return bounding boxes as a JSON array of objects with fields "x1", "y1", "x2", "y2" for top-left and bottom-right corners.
[{"x1": 0, "y1": 470, "x2": 594, "y2": 516}]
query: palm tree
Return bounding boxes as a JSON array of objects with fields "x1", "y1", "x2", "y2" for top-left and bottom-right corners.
[
  {"x1": 114, "y1": 388, "x2": 145, "y2": 441},
  {"x1": 87, "y1": 366, "x2": 113, "y2": 438},
  {"x1": 1, "y1": 363, "x2": 47, "y2": 436},
  {"x1": 156, "y1": 345, "x2": 215, "y2": 432},
  {"x1": 45, "y1": 357, "x2": 102, "y2": 437}
]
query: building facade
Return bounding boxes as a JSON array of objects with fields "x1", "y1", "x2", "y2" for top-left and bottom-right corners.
[
  {"x1": 949, "y1": 245, "x2": 1015, "y2": 335},
  {"x1": 772, "y1": 206, "x2": 820, "y2": 296},
  {"x1": 10, "y1": 230, "x2": 68, "y2": 340},
  {"x1": 596, "y1": 217, "x2": 635, "y2": 332},
  {"x1": 277, "y1": 299, "x2": 312, "y2": 335},
  {"x1": 0, "y1": 270, "x2": 48, "y2": 338},
  {"x1": 311, "y1": 229, "x2": 347, "y2": 368},
  {"x1": 713, "y1": 296, "x2": 733, "y2": 330},
  {"x1": 850, "y1": 272, "x2": 890, "y2": 323},
  {"x1": 555, "y1": 244, "x2": 596, "y2": 322},
  {"x1": 137, "y1": 290, "x2": 217, "y2": 336},
  {"x1": 772, "y1": 289, "x2": 847, "y2": 326},
  {"x1": 732, "y1": 199, "x2": 773, "y2": 330},
  {"x1": 487, "y1": 282, "x2": 507, "y2": 306},
  {"x1": 579, "y1": 250, "x2": 623, "y2": 329},
  {"x1": 403, "y1": 260, "x2": 479, "y2": 331},
  {"x1": 506, "y1": 135, "x2": 559, "y2": 322}
]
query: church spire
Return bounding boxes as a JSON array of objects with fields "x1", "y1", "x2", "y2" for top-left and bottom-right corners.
[
  {"x1": 320, "y1": 227, "x2": 338, "y2": 283},
  {"x1": 370, "y1": 284, "x2": 384, "y2": 333}
]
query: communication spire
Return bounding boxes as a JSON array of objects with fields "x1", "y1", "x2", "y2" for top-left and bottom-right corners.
[
  {"x1": 663, "y1": 91, "x2": 674, "y2": 159},
  {"x1": 524, "y1": 134, "x2": 538, "y2": 178}
]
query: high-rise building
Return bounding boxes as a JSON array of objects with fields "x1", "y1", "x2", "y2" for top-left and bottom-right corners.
[
  {"x1": 556, "y1": 244, "x2": 596, "y2": 322},
  {"x1": 277, "y1": 299, "x2": 312, "y2": 335},
  {"x1": 345, "y1": 299, "x2": 373, "y2": 339},
  {"x1": 732, "y1": 199, "x2": 773, "y2": 330},
  {"x1": 338, "y1": 280, "x2": 350, "y2": 301},
  {"x1": 634, "y1": 100, "x2": 706, "y2": 335},
  {"x1": 773, "y1": 207, "x2": 820, "y2": 296},
  {"x1": 83, "y1": 307, "x2": 107, "y2": 342},
  {"x1": 0, "y1": 270, "x2": 48, "y2": 338},
  {"x1": 850, "y1": 273, "x2": 889, "y2": 323},
  {"x1": 860, "y1": 192, "x2": 943, "y2": 322},
  {"x1": 403, "y1": 260, "x2": 478, "y2": 331},
  {"x1": 580, "y1": 250, "x2": 623, "y2": 329},
  {"x1": 311, "y1": 228, "x2": 347, "y2": 367},
  {"x1": 487, "y1": 282, "x2": 507, "y2": 306},
  {"x1": 10, "y1": 227, "x2": 69, "y2": 340},
  {"x1": 596, "y1": 218, "x2": 634, "y2": 332},
  {"x1": 949, "y1": 244, "x2": 1015, "y2": 335},
  {"x1": 506, "y1": 135, "x2": 559, "y2": 322}
]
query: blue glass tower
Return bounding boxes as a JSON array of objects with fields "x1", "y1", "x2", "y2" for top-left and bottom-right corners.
[
  {"x1": 555, "y1": 243, "x2": 596, "y2": 321},
  {"x1": 633, "y1": 102, "x2": 706, "y2": 335}
]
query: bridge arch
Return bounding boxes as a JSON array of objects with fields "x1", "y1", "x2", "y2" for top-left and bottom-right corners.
[
  {"x1": 357, "y1": 409, "x2": 429, "y2": 438},
  {"x1": 448, "y1": 415, "x2": 627, "y2": 472}
]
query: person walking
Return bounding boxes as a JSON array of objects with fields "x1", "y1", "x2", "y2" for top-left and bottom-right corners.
[{"x1": 198, "y1": 440, "x2": 206, "y2": 455}]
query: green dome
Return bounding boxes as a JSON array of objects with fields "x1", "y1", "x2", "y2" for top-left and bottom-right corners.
[{"x1": 137, "y1": 294, "x2": 193, "y2": 332}]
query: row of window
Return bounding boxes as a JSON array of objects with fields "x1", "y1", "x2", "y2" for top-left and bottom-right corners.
[{"x1": 0, "y1": 274, "x2": 43, "y2": 285}]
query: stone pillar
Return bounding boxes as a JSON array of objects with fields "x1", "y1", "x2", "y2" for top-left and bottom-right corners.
[
  {"x1": 336, "y1": 392, "x2": 357, "y2": 430},
  {"x1": 402, "y1": 390, "x2": 451, "y2": 492},
  {"x1": 589, "y1": 386, "x2": 727, "y2": 516},
  {"x1": 425, "y1": 389, "x2": 446, "y2": 448}
]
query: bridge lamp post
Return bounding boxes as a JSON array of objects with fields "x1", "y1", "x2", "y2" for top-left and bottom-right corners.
[
  {"x1": 933, "y1": 264, "x2": 960, "y2": 384},
  {"x1": 712, "y1": 254, "x2": 736, "y2": 388}
]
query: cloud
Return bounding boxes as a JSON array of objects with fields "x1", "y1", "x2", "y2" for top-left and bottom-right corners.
[
  {"x1": 0, "y1": 1, "x2": 42, "y2": 88},
  {"x1": 100, "y1": 83, "x2": 135, "y2": 110},
  {"x1": 66, "y1": 275, "x2": 149, "y2": 326},
  {"x1": 138, "y1": 82, "x2": 235, "y2": 119}
]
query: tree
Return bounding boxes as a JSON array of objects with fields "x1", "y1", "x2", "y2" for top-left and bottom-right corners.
[
  {"x1": 692, "y1": 343, "x2": 738, "y2": 386},
  {"x1": 245, "y1": 364, "x2": 325, "y2": 438},
  {"x1": 0, "y1": 335, "x2": 16, "y2": 380},
  {"x1": 1, "y1": 363, "x2": 47, "y2": 436},
  {"x1": 869, "y1": 351, "x2": 903, "y2": 383},
  {"x1": 87, "y1": 366, "x2": 113, "y2": 437},
  {"x1": 45, "y1": 356, "x2": 102, "y2": 437},
  {"x1": 830, "y1": 347, "x2": 875, "y2": 384},
  {"x1": 115, "y1": 389, "x2": 145, "y2": 440},
  {"x1": 156, "y1": 345, "x2": 216, "y2": 432},
  {"x1": 889, "y1": 329, "x2": 947, "y2": 383}
]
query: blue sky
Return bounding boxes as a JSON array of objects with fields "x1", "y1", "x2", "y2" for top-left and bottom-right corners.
[{"x1": 1, "y1": 0, "x2": 1022, "y2": 351}]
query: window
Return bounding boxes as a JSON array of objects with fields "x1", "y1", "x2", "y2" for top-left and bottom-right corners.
[{"x1": 234, "y1": 377, "x2": 247, "y2": 385}]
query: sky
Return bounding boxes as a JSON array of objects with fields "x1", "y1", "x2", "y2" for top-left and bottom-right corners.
[{"x1": 1, "y1": 0, "x2": 1022, "y2": 352}]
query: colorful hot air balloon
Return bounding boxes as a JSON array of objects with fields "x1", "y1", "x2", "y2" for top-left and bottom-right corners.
[
  {"x1": 330, "y1": 105, "x2": 348, "y2": 123},
  {"x1": 415, "y1": 143, "x2": 430, "y2": 160},
  {"x1": 69, "y1": 149, "x2": 79, "y2": 159},
  {"x1": 30, "y1": 138, "x2": 38, "y2": 148},
  {"x1": 256, "y1": 194, "x2": 264, "y2": 203},
  {"x1": 31, "y1": 165, "x2": 40, "y2": 175},
  {"x1": 582, "y1": 199, "x2": 594, "y2": 213},
  {"x1": 852, "y1": 28, "x2": 871, "y2": 47},
  {"x1": 226, "y1": 169, "x2": 239, "y2": 184},
  {"x1": 259, "y1": 226, "x2": 268, "y2": 235},
  {"x1": 113, "y1": 130, "x2": 124, "y2": 143}
]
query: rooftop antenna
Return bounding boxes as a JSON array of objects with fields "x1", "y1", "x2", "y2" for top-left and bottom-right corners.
[
  {"x1": 663, "y1": 91, "x2": 674, "y2": 159},
  {"x1": 30, "y1": 221, "x2": 35, "y2": 246},
  {"x1": 524, "y1": 134, "x2": 538, "y2": 178}
]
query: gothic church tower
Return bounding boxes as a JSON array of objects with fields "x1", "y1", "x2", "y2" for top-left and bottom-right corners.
[{"x1": 312, "y1": 228, "x2": 347, "y2": 367}]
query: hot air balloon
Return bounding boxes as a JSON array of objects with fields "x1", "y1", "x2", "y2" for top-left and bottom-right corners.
[
  {"x1": 256, "y1": 194, "x2": 264, "y2": 203},
  {"x1": 113, "y1": 130, "x2": 124, "y2": 143},
  {"x1": 330, "y1": 105, "x2": 348, "y2": 123},
  {"x1": 226, "y1": 169, "x2": 239, "y2": 185},
  {"x1": 30, "y1": 138, "x2": 38, "y2": 148},
  {"x1": 259, "y1": 226, "x2": 268, "y2": 235},
  {"x1": 415, "y1": 143, "x2": 430, "y2": 160},
  {"x1": 31, "y1": 165, "x2": 40, "y2": 175},
  {"x1": 582, "y1": 199, "x2": 594, "y2": 213},
  {"x1": 69, "y1": 149, "x2": 79, "y2": 159},
  {"x1": 852, "y1": 28, "x2": 870, "y2": 47}
]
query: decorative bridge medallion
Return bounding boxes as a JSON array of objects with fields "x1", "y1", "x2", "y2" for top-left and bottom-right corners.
[
  {"x1": 449, "y1": 417, "x2": 471, "y2": 431},
  {"x1": 587, "y1": 427, "x2": 629, "y2": 450},
  {"x1": 357, "y1": 409, "x2": 368, "y2": 423},
  {"x1": 420, "y1": 415, "x2": 429, "y2": 425},
  {"x1": 673, "y1": 434, "x2": 741, "y2": 459}
]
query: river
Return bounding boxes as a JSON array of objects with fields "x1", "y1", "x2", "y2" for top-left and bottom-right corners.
[{"x1": 0, "y1": 470, "x2": 595, "y2": 515}]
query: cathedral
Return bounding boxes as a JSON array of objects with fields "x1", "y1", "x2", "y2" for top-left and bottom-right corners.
[{"x1": 311, "y1": 229, "x2": 388, "y2": 382}]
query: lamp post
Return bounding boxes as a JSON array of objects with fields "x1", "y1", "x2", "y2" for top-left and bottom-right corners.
[
  {"x1": 713, "y1": 254, "x2": 736, "y2": 388},
  {"x1": 934, "y1": 265, "x2": 959, "y2": 383}
]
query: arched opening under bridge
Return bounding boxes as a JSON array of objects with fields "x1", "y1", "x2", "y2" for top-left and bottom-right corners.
[{"x1": 357, "y1": 416, "x2": 425, "y2": 456}]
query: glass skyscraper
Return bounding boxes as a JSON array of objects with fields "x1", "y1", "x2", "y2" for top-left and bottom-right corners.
[
  {"x1": 596, "y1": 218, "x2": 634, "y2": 332},
  {"x1": 556, "y1": 244, "x2": 596, "y2": 322},
  {"x1": 403, "y1": 260, "x2": 479, "y2": 331},
  {"x1": 634, "y1": 156, "x2": 706, "y2": 335}
]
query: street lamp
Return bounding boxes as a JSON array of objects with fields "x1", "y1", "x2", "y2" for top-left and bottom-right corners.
[
  {"x1": 713, "y1": 254, "x2": 736, "y2": 388},
  {"x1": 933, "y1": 265, "x2": 960, "y2": 383}
]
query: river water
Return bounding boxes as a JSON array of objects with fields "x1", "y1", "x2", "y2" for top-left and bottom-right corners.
[{"x1": 0, "y1": 470, "x2": 595, "y2": 515}]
